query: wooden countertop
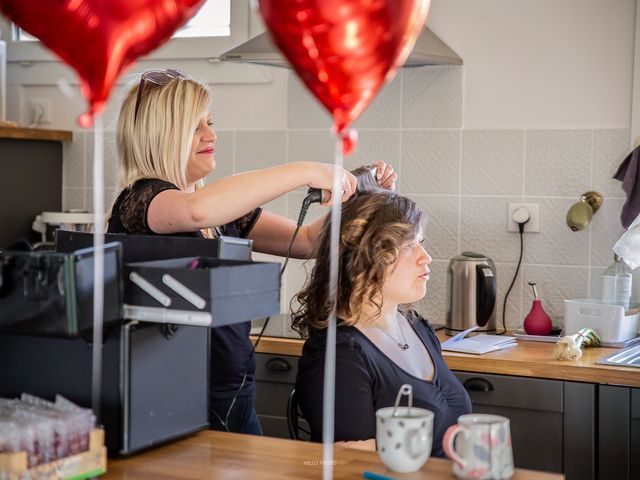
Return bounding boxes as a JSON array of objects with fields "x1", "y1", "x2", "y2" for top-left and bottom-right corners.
[
  {"x1": 0, "y1": 126, "x2": 72, "y2": 142},
  {"x1": 103, "y1": 430, "x2": 562, "y2": 480},
  {"x1": 252, "y1": 331, "x2": 640, "y2": 388}
]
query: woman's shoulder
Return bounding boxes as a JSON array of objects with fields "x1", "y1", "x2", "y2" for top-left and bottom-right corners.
[
  {"x1": 405, "y1": 309, "x2": 432, "y2": 327},
  {"x1": 130, "y1": 178, "x2": 177, "y2": 194},
  {"x1": 112, "y1": 178, "x2": 179, "y2": 234},
  {"x1": 302, "y1": 326, "x2": 367, "y2": 354},
  {"x1": 405, "y1": 309, "x2": 441, "y2": 345},
  {"x1": 116, "y1": 178, "x2": 177, "y2": 204}
]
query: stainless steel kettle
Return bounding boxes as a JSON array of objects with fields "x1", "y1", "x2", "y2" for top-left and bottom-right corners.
[{"x1": 445, "y1": 252, "x2": 497, "y2": 335}]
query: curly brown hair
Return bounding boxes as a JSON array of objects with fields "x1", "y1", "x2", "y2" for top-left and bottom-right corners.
[{"x1": 291, "y1": 191, "x2": 423, "y2": 337}]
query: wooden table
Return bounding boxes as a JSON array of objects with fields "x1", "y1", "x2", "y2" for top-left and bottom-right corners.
[{"x1": 103, "y1": 431, "x2": 563, "y2": 479}]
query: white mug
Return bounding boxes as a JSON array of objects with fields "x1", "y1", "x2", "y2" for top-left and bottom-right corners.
[
  {"x1": 443, "y1": 414, "x2": 514, "y2": 480},
  {"x1": 375, "y1": 406, "x2": 434, "y2": 473}
]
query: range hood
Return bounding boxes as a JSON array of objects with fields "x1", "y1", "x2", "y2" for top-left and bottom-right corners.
[{"x1": 219, "y1": 27, "x2": 462, "y2": 68}]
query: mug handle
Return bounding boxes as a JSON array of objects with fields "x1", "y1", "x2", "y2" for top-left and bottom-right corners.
[
  {"x1": 443, "y1": 424, "x2": 467, "y2": 469},
  {"x1": 406, "y1": 428, "x2": 428, "y2": 459}
]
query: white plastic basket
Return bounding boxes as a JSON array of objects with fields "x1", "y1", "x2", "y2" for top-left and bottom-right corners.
[{"x1": 564, "y1": 299, "x2": 639, "y2": 343}]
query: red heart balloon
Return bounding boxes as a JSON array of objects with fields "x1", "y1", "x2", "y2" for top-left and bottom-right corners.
[
  {"x1": 258, "y1": 0, "x2": 430, "y2": 135},
  {"x1": 0, "y1": 0, "x2": 204, "y2": 127}
]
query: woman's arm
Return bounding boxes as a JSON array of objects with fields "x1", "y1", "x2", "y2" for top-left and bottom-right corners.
[
  {"x1": 249, "y1": 160, "x2": 398, "y2": 258},
  {"x1": 335, "y1": 439, "x2": 376, "y2": 451},
  {"x1": 248, "y1": 210, "x2": 324, "y2": 258},
  {"x1": 147, "y1": 161, "x2": 356, "y2": 234}
]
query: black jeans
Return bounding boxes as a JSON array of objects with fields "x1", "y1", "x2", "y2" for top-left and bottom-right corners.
[{"x1": 209, "y1": 390, "x2": 263, "y2": 435}]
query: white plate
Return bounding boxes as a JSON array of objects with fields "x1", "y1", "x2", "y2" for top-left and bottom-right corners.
[
  {"x1": 513, "y1": 330, "x2": 640, "y2": 348},
  {"x1": 512, "y1": 330, "x2": 560, "y2": 343}
]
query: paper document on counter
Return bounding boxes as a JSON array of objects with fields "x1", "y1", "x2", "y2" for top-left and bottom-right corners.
[{"x1": 441, "y1": 326, "x2": 517, "y2": 354}]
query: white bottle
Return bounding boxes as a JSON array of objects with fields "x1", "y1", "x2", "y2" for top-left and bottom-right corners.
[
  {"x1": 632, "y1": 267, "x2": 640, "y2": 309},
  {"x1": 602, "y1": 254, "x2": 632, "y2": 310}
]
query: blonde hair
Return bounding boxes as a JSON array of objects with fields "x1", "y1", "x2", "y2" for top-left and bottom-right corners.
[{"x1": 116, "y1": 74, "x2": 211, "y2": 191}]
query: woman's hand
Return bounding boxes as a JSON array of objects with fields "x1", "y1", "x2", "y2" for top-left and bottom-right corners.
[
  {"x1": 305, "y1": 162, "x2": 357, "y2": 205},
  {"x1": 370, "y1": 160, "x2": 397, "y2": 191},
  {"x1": 334, "y1": 438, "x2": 377, "y2": 451}
]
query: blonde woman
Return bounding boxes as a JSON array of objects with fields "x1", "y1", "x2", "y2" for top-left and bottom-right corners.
[
  {"x1": 292, "y1": 192, "x2": 471, "y2": 456},
  {"x1": 107, "y1": 69, "x2": 397, "y2": 435}
]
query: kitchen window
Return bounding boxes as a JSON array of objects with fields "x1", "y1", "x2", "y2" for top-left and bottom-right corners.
[
  {"x1": 14, "y1": 0, "x2": 231, "y2": 42},
  {"x1": 0, "y1": 0, "x2": 252, "y2": 62}
]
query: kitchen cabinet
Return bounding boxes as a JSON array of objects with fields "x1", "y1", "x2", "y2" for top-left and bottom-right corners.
[
  {"x1": 454, "y1": 372, "x2": 596, "y2": 480},
  {"x1": 598, "y1": 385, "x2": 640, "y2": 480},
  {"x1": 255, "y1": 352, "x2": 307, "y2": 439},
  {"x1": 0, "y1": 127, "x2": 72, "y2": 247},
  {"x1": 254, "y1": 353, "x2": 596, "y2": 479}
]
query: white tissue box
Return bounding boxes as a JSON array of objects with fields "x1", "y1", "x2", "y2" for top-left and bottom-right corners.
[{"x1": 564, "y1": 299, "x2": 639, "y2": 343}]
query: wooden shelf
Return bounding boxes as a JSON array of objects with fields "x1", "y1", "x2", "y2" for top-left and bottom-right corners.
[{"x1": 0, "y1": 126, "x2": 73, "y2": 142}]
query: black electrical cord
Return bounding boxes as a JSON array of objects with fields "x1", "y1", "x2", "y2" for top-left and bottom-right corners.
[
  {"x1": 499, "y1": 222, "x2": 525, "y2": 335},
  {"x1": 280, "y1": 188, "x2": 322, "y2": 275},
  {"x1": 213, "y1": 191, "x2": 317, "y2": 431}
]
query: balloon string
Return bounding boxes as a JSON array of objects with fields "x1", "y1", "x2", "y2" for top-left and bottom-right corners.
[
  {"x1": 91, "y1": 114, "x2": 105, "y2": 423},
  {"x1": 322, "y1": 135, "x2": 343, "y2": 480}
]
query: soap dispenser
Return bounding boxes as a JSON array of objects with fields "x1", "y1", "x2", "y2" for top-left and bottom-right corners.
[{"x1": 523, "y1": 281, "x2": 553, "y2": 335}]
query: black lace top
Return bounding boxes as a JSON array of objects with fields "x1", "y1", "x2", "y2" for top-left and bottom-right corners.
[
  {"x1": 107, "y1": 178, "x2": 262, "y2": 238},
  {"x1": 107, "y1": 178, "x2": 263, "y2": 400}
]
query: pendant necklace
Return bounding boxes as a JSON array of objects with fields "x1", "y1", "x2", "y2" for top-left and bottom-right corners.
[{"x1": 380, "y1": 315, "x2": 409, "y2": 350}]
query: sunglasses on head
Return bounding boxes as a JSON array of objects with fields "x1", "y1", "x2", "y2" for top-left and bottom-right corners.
[{"x1": 133, "y1": 69, "x2": 187, "y2": 123}]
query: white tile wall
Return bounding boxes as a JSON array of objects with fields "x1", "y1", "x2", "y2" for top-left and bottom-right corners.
[
  {"x1": 525, "y1": 129, "x2": 592, "y2": 197},
  {"x1": 460, "y1": 196, "x2": 522, "y2": 263},
  {"x1": 343, "y1": 130, "x2": 401, "y2": 172},
  {"x1": 593, "y1": 129, "x2": 630, "y2": 198},
  {"x1": 496, "y1": 263, "x2": 524, "y2": 331},
  {"x1": 414, "y1": 259, "x2": 449, "y2": 326},
  {"x1": 236, "y1": 130, "x2": 287, "y2": 171},
  {"x1": 288, "y1": 130, "x2": 334, "y2": 166},
  {"x1": 62, "y1": 132, "x2": 85, "y2": 188},
  {"x1": 590, "y1": 197, "x2": 626, "y2": 267},
  {"x1": 287, "y1": 74, "x2": 332, "y2": 129},
  {"x1": 400, "y1": 130, "x2": 460, "y2": 194},
  {"x1": 523, "y1": 197, "x2": 590, "y2": 266},
  {"x1": 522, "y1": 265, "x2": 589, "y2": 324},
  {"x1": 352, "y1": 75, "x2": 402, "y2": 130},
  {"x1": 412, "y1": 195, "x2": 459, "y2": 261},
  {"x1": 62, "y1": 65, "x2": 634, "y2": 337},
  {"x1": 205, "y1": 130, "x2": 235, "y2": 181},
  {"x1": 85, "y1": 130, "x2": 119, "y2": 191},
  {"x1": 461, "y1": 130, "x2": 524, "y2": 195},
  {"x1": 62, "y1": 187, "x2": 84, "y2": 211},
  {"x1": 402, "y1": 66, "x2": 463, "y2": 128},
  {"x1": 590, "y1": 266, "x2": 607, "y2": 300}
]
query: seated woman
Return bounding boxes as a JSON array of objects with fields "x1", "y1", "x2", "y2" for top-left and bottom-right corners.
[{"x1": 292, "y1": 190, "x2": 471, "y2": 457}]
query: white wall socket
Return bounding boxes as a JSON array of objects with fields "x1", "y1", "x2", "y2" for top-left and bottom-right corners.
[
  {"x1": 29, "y1": 99, "x2": 52, "y2": 124},
  {"x1": 508, "y1": 203, "x2": 540, "y2": 232}
]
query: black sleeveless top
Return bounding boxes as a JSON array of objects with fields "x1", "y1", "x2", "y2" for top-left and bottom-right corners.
[
  {"x1": 295, "y1": 311, "x2": 472, "y2": 457},
  {"x1": 108, "y1": 178, "x2": 262, "y2": 399}
]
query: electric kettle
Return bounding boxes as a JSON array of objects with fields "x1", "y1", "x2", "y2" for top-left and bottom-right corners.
[{"x1": 445, "y1": 252, "x2": 497, "y2": 335}]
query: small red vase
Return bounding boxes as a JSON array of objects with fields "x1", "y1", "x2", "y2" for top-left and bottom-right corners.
[{"x1": 523, "y1": 299, "x2": 553, "y2": 335}]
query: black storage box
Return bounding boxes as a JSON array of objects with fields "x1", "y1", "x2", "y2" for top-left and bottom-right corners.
[
  {"x1": 124, "y1": 257, "x2": 280, "y2": 327},
  {"x1": 55, "y1": 230, "x2": 253, "y2": 262},
  {"x1": 0, "y1": 243, "x2": 122, "y2": 337},
  {"x1": 0, "y1": 321, "x2": 209, "y2": 456}
]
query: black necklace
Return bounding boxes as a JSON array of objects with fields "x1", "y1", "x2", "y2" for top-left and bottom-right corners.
[{"x1": 380, "y1": 316, "x2": 409, "y2": 350}]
